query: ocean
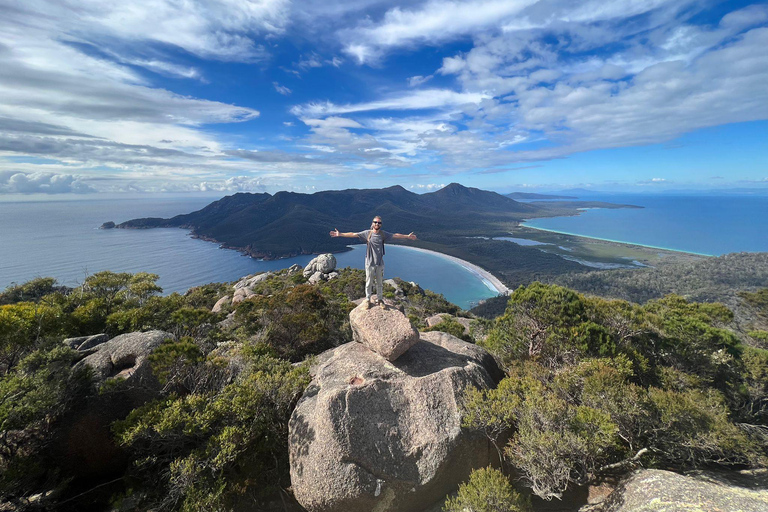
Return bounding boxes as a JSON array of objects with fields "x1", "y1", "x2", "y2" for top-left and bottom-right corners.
[
  {"x1": 523, "y1": 194, "x2": 768, "y2": 256},
  {"x1": 0, "y1": 198, "x2": 499, "y2": 309}
]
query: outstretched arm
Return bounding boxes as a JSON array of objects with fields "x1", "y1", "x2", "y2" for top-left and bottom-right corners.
[
  {"x1": 330, "y1": 229, "x2": 359, "y2": 238},
  {"x1": 393, "y1": 232, "x2": 417, "y2": 240}
]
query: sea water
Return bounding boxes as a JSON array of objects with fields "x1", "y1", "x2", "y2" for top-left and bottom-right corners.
[
  {"x1": 523, "y1": 194, "x2": 768, "y2": 256},
  {"x1": 0, "y1": 198, "x2": 498, "y2": 309}
]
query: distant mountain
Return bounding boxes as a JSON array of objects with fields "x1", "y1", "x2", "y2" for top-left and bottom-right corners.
[
  {"x1": 118, "y1": 183, "x2": 541, "y2": 259},
  {"x1": 505, "y1": 192, "x2": 577, "y2": 200}
]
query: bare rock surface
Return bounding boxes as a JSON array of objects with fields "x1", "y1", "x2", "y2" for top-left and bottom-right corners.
[
  {"x1": 63, "y1": 333, "x2": 109, "y2": 351},
  {"x1": 289, "y1": 331, "x2": 502, "y2": 512},
  {"x1": 211, "y1": 295, "x2": 230, "y2": 312},
  {"x1": 234, "y1": 272, "x2": 272, "y2": 290},
  {"x1": 308, "y1": 271, "x2": 325, "y2": 285},
  {"x1": 349, "y1": 300, "x2": 419, "y2": 361},
  {"x1": 600, "y1": 469, "x2": 768, "y2": 512},
  {"x1": 78, "y1": 330, "x2": 173, "y2": 386},
  {"x1": 304, "y1": 254, "x2": 337, "y2": 278}
]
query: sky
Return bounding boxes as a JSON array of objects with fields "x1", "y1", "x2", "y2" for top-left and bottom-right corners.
[{"x1": 0, "y1": 0, "x2": 767, "y2": 198}]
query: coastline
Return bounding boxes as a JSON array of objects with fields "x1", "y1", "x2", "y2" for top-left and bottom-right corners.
[
  {"x1": 520, "y1": 224, "x2": 713, "y2": 257},
  {"x1": 394, "y1": 245, "x2": 510, "y2": 295}
]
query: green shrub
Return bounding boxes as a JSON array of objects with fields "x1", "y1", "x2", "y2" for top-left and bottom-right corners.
[
  {"x1": 114, "y1": 348, "x2": 310, "y2": 511},
  {"x1": 740, "y1": 288, "x2": 768, "y2": 316},
  {"x1": 233, "y1": 284, "x2": 351, "y2": 361},
  {"x1": 443, "y1": 467, "x2": 531, "y2": 512},
  {"x1": 0, "y1": 345, "x2": 91, "y2": 501},
  {"x1": 148, "y1": 337, "x2": 205, "y2": 390},
  {"x1": 423, "y1": 316, "x2": 472, "y2": 342},
  {"x1": 0, "y1": 277, "x2": 59, "y2": 305}
]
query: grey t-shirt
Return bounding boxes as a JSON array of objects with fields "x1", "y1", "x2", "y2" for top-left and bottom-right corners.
[{"x1": 356, "y1": 229, "x2": 393, "y2": 267}]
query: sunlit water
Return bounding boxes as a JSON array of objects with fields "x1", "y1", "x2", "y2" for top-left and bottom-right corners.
[
  {"x1": 0, "y1": 198, "x2": 499, "y2": 309},
  {"x1": 523, "y1": 194, "x2": 768, "y2": 256}
]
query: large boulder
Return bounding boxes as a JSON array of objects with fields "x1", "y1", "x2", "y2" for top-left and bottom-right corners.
[
  {"x1": 602, "y1": 469, "x2": 768, "y2": 512},
  {"x1": 234, "y1": 272, "x2": 272, "y2": 290},
  {"x1": 63, "y1": 333, "x2": 109, "y2": 351},
  {"x1": 289, "y1": 331, "x2": 503, "y2": 512},
  {"x1": 304, "y1": 254, "x2": 337, "y2": 278},
  {"x1": 57, "y1": 331, "x2": 174, "y2": 479},
  {"x1": 78, "y1": 330, "x2": 171, "y2": 385},
  {"x1": 349, "y1": 301, "x2": 419, "y2": 361},
  {"x1": 211, "y1": 295, "x2": 230, "y2": 313}
]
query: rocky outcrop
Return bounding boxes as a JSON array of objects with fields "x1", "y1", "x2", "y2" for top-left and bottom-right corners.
[
  {"x1": 384, "y1": 278, "x2": 423, "y2": 299},
  {"x1": 63, "y1": 333, "x2": 109, "y2": 351},
  {"x1": 349, "y1": 301, "x2": 419, "y2": 361},
  {"x1": 235, "y1": 272, "x2": 273, "y2": 290},
  {"x1": 58, "y1": 331, "x2": 174, "y2": 479},
  {"x1": 78, "y1": 330, "x2": 172, "y2": 390},
  {"x1": 212, "y1": 295, "x2": 230, "y2": 313},
  {"x1": 601, "y1": 469, "x2": 768, "y2": 512},
  {"x1": 304, "y1": 254, "x2": 338, "y2": 283},
  {"x1": 289, "y1": 331, "x2": 503, "y2": 512},
  {"x1": 425, "y1": 314, "x2": 472, "y2": 336}
]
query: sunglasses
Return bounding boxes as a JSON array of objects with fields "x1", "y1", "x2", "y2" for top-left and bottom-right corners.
[{"x1": 373, "y1": 221, "x2": 382, "y2": 225}]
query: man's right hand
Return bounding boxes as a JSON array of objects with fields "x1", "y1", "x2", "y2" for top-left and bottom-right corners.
[{"x1": 330, "y1": 228, "x2": 339, "y2": 237}]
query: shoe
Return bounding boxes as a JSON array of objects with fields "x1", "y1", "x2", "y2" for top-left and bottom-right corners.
[
  {"x1": 378, "y1": 300, "x2": 387, "y2": 309},
  {"x1": 364, "y1": 299, "x2": 373, "y2": 310}
]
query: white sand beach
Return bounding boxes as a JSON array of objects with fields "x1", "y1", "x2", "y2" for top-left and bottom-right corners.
[{"x1": 399, "y1": 246, "x2": 510, "y2": 295}]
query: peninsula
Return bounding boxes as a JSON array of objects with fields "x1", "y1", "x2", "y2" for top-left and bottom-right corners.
[{"x1": 116, "y1": 183, "x2": 643, "y2": 288}]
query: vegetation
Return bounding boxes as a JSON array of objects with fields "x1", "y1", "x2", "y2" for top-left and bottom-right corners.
[
  {"x1": 551, "y1": 253, "x2": 768, "y2": 339},
  {"x1": 114, "y1": 343, "x2": 310, "y2": 511},
  {"x1": 423, "y1": 316, "x2": 472, "y2": 342},
  {"x1": 462, "y1": 283, "x2": 768, "y2": 501},
  {"x1": 443, "y1": 467, "x2": 531, "y2": 512},
  {"x1": 3, "y1": 269, "x2": 767, "y2": 510},
  {"x1": 0, "y1": 345, "x2": 91, "y2": 503}
]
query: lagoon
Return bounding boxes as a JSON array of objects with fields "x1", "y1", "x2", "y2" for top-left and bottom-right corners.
[{"x1": 523, "y1": 194, "x2": 768, "y2": 256}]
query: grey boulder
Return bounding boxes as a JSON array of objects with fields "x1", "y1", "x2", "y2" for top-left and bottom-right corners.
[
  {"x1": 78, "y1": 330, "x2": 173, "y2": 387},
  {"x1": 602, "y1": 469, "x2": 768, "y2": 512},
  {"x1": 289, "y1": 331, "x2": 502, "y2": 512},
  {"x1": 234, "y1": 272, "x2": 272, "y2": 290},
  {"x1": 63, "y1": 333, "x2": 109, "y2": 351},
  {"x1": 308, "y1": 271, "x2": 326, "y2": 285},
  {"x1": 303, "y1": 254, "x2": 337, "y2": 278},
  {"x1": 211, "y1": 295, "x2": 230, "y2": 313},
  {"x1": 58, "y1": 330, "x2": 174, "y2": 479},
  {"x1": 349, "y1": 300, "x2": 419, "y2": 361}
]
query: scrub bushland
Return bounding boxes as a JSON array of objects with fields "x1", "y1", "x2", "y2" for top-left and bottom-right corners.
[
  {"x1": 462, "y1": 282, "x2": 768, "y2": 501},
  {"x1": 2, "y1": 272, "x2": 766, "y2": 511}
]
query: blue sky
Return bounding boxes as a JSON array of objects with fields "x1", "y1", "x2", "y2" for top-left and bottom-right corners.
[{"x1": 0, "y1": 0, "x2": 766, "y2": 197}]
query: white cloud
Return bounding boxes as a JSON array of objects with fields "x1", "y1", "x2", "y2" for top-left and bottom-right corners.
[
  {"x1": 0, "y1": 171, "x2": 96, "y2": 194},
  {"x1": 341, "y1": 0, "x2": 539, "y2": 63},
  {"x1": 273, "y1": 82, "x2": 292, "y2": 95},
  {"x1": 291, "y1": 89, "x2": 489, "y2": 116},
  {"x1": 407, "y1": 75, "x2": 433, "y2": 86},
  {"x1": 637, "y1": 178, "x2": 670, "y2": 185},
  {"x1": 409, "y1": 183, "x2": 447, "y2": 191},
  {"x1": 2, "y1": 0, "x2": 291, "y2": 62}
]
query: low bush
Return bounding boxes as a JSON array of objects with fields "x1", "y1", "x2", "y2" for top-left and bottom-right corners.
[{"x1": 443, "y1": 466, "x2": 531, "y2": 512}]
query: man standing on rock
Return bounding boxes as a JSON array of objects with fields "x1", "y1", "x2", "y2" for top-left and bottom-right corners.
[{"x1": 330, "y1": 216, "x2": 417, "y2": 308}]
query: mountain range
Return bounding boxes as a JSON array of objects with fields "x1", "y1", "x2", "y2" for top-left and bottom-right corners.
[{"x1": 117, "y1": 183, "x2": 543, "y2": 259}]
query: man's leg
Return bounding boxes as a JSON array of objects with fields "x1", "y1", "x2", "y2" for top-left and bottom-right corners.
[
  {"x1": 365, "y1": 265, "x2": 375, "y2": 307},
  {"x1": 375, "y1": 265, "x2": 385, "y2": 305}
]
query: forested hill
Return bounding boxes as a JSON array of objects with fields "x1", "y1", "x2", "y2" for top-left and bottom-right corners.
[{"x1": 116, "y1": 183, "x2": 543, "y2": 259}]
